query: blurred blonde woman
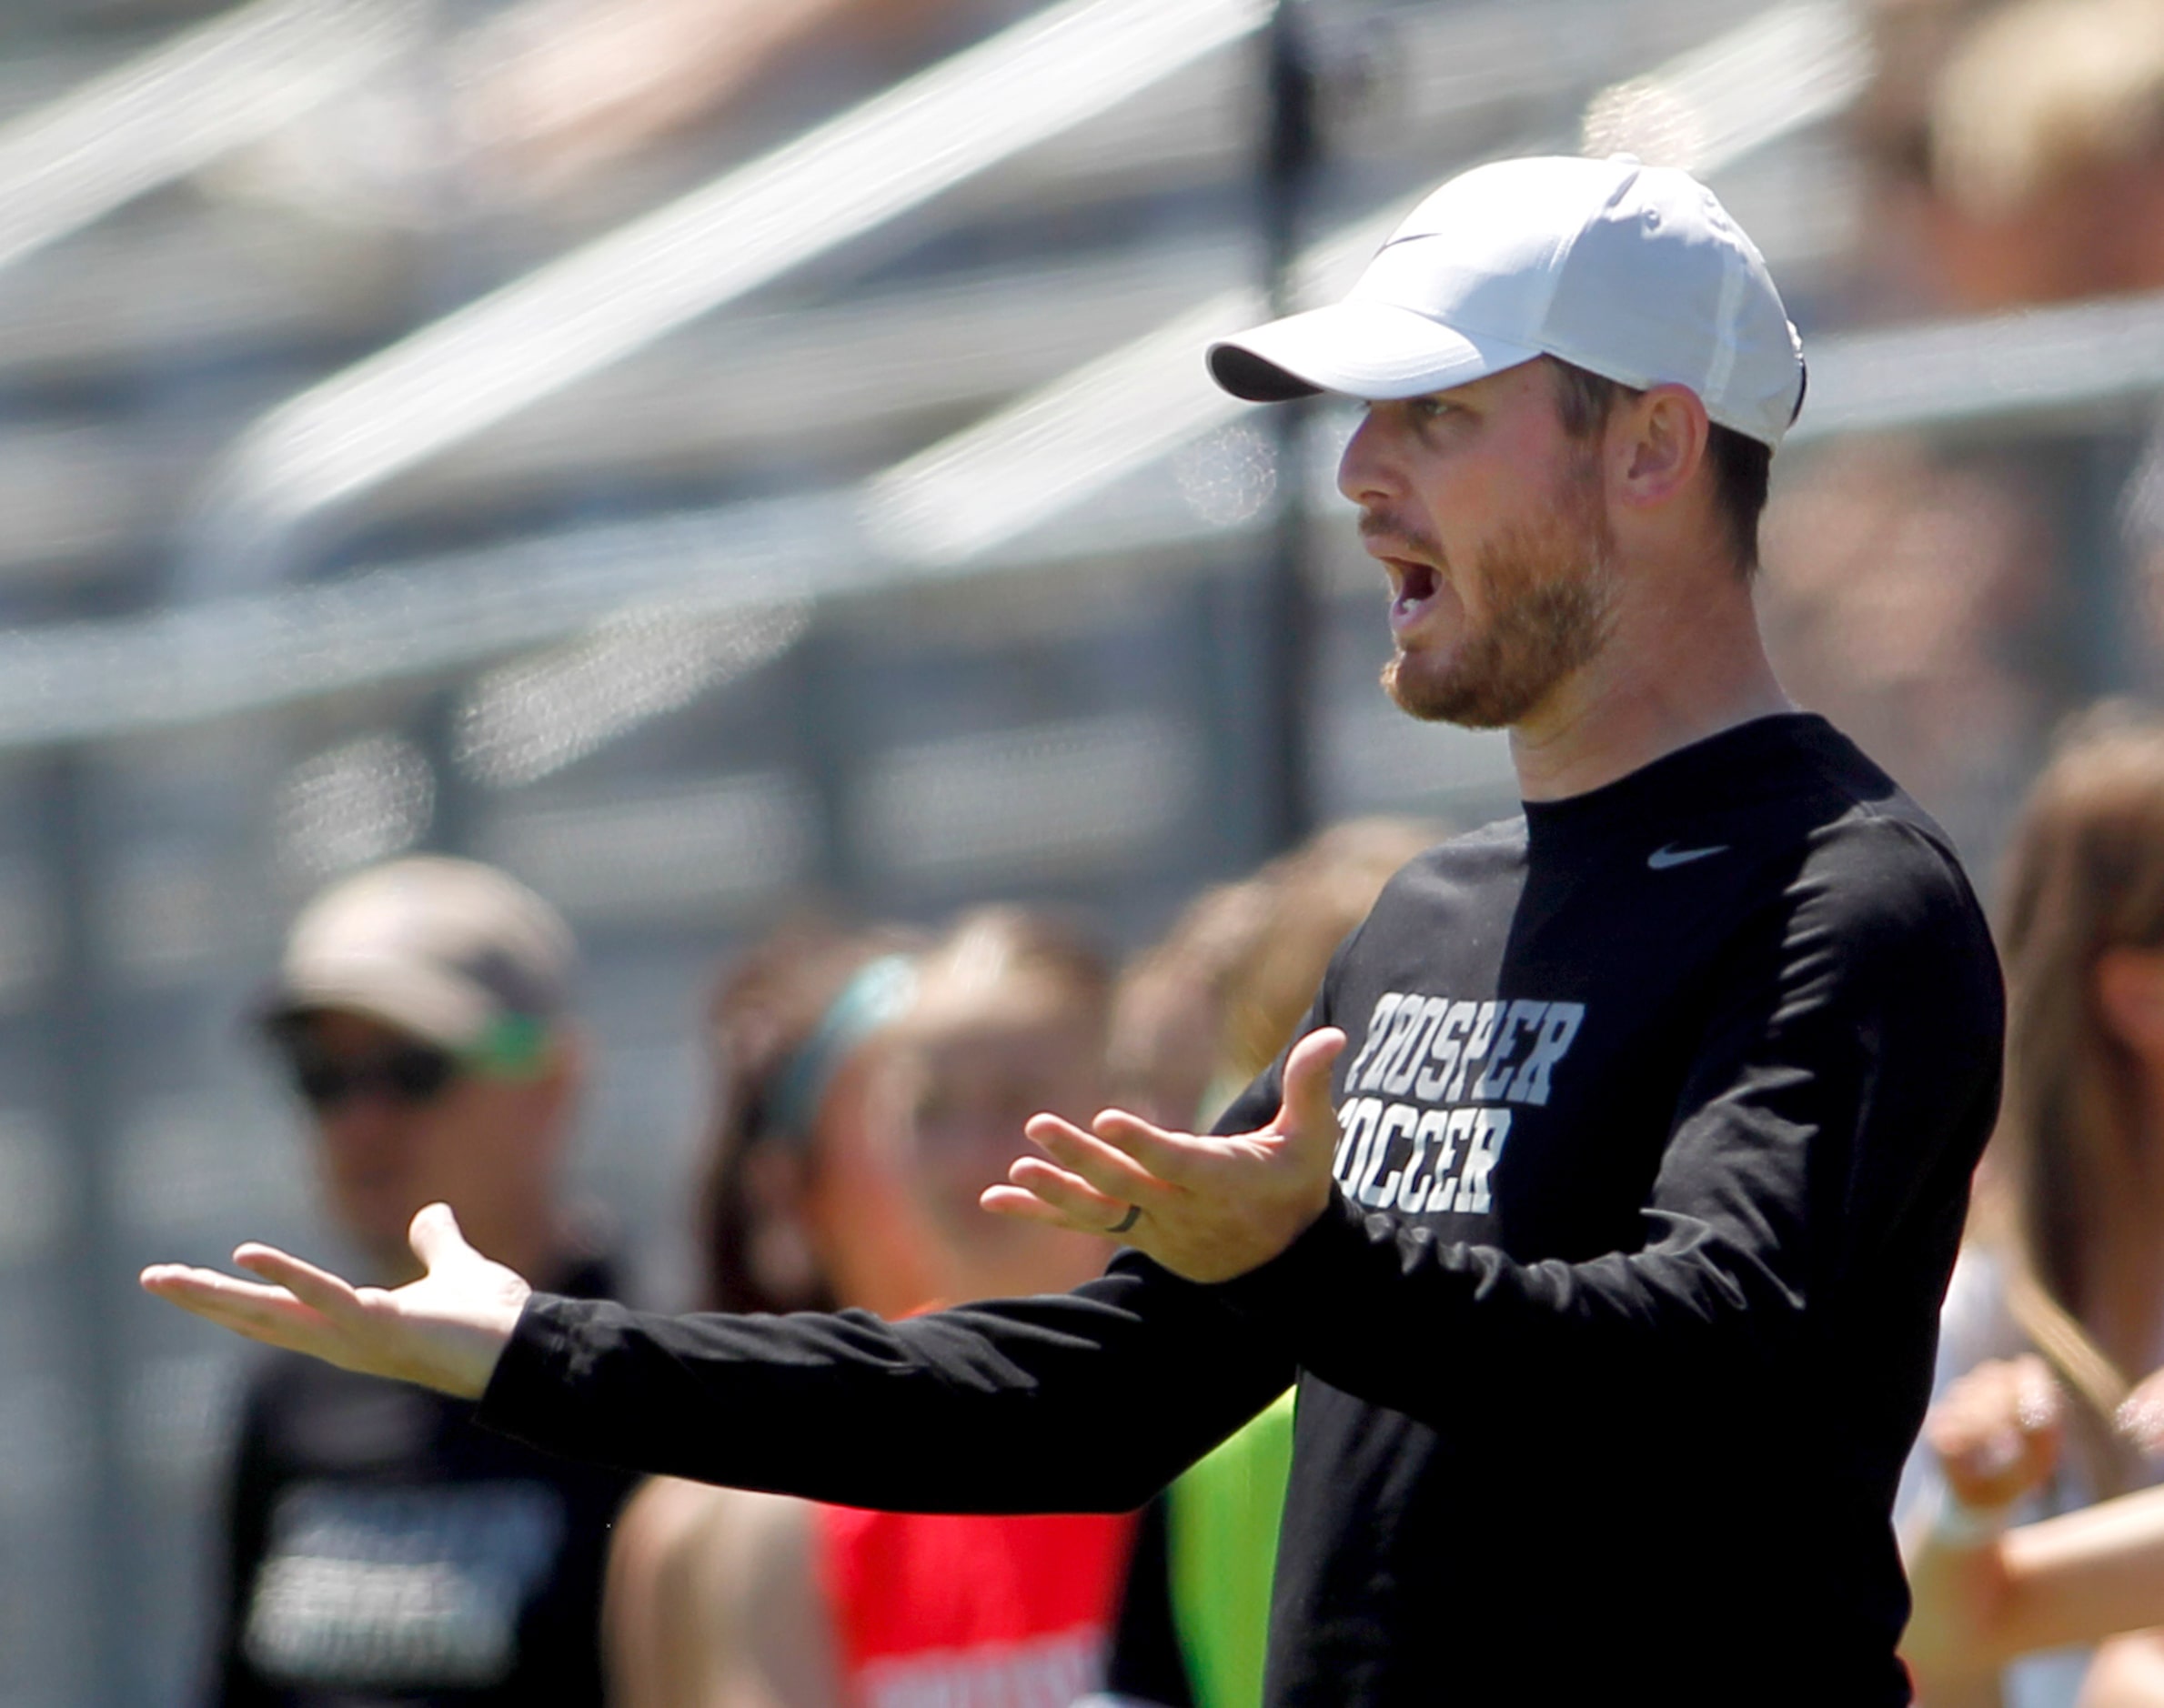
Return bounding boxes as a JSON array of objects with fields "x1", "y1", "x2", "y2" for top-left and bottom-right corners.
[
  {"x1": 606, "y1": 908, "x2": 1130, "y2": 1708},
  {"x1": 1901, "y1": 708, "x2": 2164, "y2": 1707}
]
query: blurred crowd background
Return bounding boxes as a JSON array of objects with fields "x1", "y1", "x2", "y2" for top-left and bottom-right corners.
[{"x1": 0, "y1": 0, "x2": 2159, "y2": 1702}]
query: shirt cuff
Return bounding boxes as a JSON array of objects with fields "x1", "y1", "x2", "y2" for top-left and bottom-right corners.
[{"x1": 474, "y1": 1291, "x2": 600, "y2": 1439}]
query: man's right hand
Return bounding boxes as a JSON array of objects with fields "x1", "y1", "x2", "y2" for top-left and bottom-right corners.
[{"x1": 139, "y1": 1202, "x2": 527, "y2": 1400}]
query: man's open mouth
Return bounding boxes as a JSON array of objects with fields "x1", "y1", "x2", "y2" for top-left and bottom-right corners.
[{"x1": 1390, "y1": 558, "x2": 1441, "y2": 632}]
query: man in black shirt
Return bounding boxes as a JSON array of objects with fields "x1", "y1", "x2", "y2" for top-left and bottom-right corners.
[
  {"x1": 206, "y1": 857, "x2": 634, "y2": 1706},
  {"x1": 146, "y1": 156, "x2": 2003, "y2": 1704}
]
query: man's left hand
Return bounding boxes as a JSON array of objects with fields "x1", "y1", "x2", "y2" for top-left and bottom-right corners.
[{"x1": 981, "y1": 1028, "x2": 1347, "y2": 1283}]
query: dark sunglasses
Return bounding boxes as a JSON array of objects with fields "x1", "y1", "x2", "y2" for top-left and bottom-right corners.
[{"x1": 281, "y1": 1040, "x2": 461, "y2": 1111}]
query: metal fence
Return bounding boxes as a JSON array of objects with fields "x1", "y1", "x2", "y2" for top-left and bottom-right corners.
[{"x1": 0, "y1": 1, "x2": 2149, "y2": 1703}]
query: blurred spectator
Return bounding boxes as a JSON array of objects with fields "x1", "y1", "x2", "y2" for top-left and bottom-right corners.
[
  {"x1": 1760, "y1": 0, "x2": 2164, "y2": 875},
  {"x1": 1898, "y1": 706, "x2": 2164, "y2": 1705},
  {"x1": 224, "y1": 0, "x2": 1004, "y2": 223},
  {"x1": 1102, "y1": 817, "x2": 1442, "y2": 1708},
  {"x1": 459, "y1": 0, "x2": 992, "y2": 197},
  {"x1": 207, "y1": 856, "x2": 636, "y2": 1707},
  {"x1": 1915, "y1": 0, "x2": 2164, "y2": 684},
  {"x1": 1110, "y1": 819, "x2": 1445, "y2": 1133},
  {"x1": 1922, "y1": 0, "x2": 2164, "y2": 312},
  {"x1": 1756, "y1": 439, "x2": 2057, "y2": 863},
  {"x1": 684, "y1": 919, "x2": 941, "y2": 1322},
  {"x1": 1106, "y1": 879, "x2": 1272, "y2": 1136},
  {"x1": 1848, "y1": 0, "x2": 1993, "y2": 319},
  {"x1": 602, "y1": 920, "x2": 928, "y2": 1708},
  {"x1": 888, "y1": 906, "x2": 1121, "y2": 1304},
  {"x1": 606, "y1": 906, "x2": 1129, "y2": 1708},
  {"x1": 1853, "y1": 0, "x2": 2164, "y2": 315}
]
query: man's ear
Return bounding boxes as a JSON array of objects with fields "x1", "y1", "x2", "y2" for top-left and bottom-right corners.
[
  {"x1": 2098, "y1": 947, "x2": 2164, "y2": 1061},
  {"x1": 1611, "y1": 383, "x2": 1711, "y2": 511}
]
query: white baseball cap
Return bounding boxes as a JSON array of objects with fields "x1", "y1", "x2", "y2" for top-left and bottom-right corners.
[{"x1": 1207, "y1": 154, "x2": 1806, "y2": 448}]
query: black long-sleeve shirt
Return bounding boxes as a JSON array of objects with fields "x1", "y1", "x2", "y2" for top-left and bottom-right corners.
[{"x1": 479, "y1": 715, "x2": 2003, "y2": 1705}]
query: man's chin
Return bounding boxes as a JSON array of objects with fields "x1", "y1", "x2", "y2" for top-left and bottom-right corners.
[{"x1": 1382, "y1": 657, "x2": 1511, "y2": 729}]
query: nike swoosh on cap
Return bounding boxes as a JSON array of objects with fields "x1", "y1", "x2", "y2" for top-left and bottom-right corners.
[{"x1": 1647, "y1": 843, "x2": 1730, "y2": 870}]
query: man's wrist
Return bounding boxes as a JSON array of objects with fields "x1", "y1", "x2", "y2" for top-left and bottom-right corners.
[{"x1": 1207, "y1": 1185, "x2": 1360, "y2": 1307}]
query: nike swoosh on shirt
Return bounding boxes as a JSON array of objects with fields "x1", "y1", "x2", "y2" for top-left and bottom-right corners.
[{"x1": 1647, "y1": 843, "x2": 1730, "y2": 870}]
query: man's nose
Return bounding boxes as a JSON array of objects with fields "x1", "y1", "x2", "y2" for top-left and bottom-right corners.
[{"x1": 1337, "y1": 408, "x2": 1395, "y2": 507}]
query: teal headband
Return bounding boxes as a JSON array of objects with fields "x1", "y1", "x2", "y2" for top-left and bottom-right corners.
[{"x1": 760, "y1": 955, "x2": 918, "y2": 1144}]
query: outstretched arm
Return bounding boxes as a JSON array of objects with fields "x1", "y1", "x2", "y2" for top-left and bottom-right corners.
[
  {"x1": 139, "y1": 1202, "x2": 527, "y2": 1399},
  {"x1": 145, "y1": 1202, "x2": 1294, "y2": 1512},
  {"x1": 477, "y1": 1255, "x2": 1293, "y2": 1512}
]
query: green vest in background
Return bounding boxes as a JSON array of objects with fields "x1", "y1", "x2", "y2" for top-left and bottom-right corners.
[{"x1": 1167, "y1": 1386, "x2": 1296, "y2": 1708}]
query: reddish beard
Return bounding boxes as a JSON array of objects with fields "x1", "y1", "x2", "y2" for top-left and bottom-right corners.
[{"x1": 1381, "y1": 461, "x2": 1615, "y2": 728}]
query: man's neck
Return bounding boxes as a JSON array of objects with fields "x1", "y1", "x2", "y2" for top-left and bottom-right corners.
[{"x1": 1507, "y1": 555, "x2": 1792, "y2": 802}]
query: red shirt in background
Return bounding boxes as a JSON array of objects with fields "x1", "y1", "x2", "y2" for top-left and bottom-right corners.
[{"x1": 817, "y1": 1505, "x2": 1136, "y2": 1708}]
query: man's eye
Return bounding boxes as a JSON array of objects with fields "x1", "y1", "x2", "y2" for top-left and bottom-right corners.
[{"x1": 1411, "y1": 397, "x2": 1453, "y2": 421}]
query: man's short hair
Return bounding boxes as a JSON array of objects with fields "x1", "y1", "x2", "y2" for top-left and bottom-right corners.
[{"x1": 1545, "y1": 357, "x2": 1773, "y2": 574}]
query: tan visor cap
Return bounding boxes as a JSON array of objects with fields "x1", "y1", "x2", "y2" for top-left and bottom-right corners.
[{"x1": 267, "y1": 855, "x2": 573, "y2": 1060}]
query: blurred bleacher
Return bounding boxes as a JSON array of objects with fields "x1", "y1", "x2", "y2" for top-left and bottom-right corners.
[{"x1": 0, "y1": 1, "x2": 2153, "y2": 1703}]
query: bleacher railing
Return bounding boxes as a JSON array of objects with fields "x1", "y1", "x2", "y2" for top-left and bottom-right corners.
[
  {"x1": 0, "y1": 0, "x2": 423, "y2": 278},
  {"x1": 0, "y1": 0, "x2": 1903, "y2": 751},
  {"x1": 176, "y1": 0, "x2": 1275, "y2": 595}
]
